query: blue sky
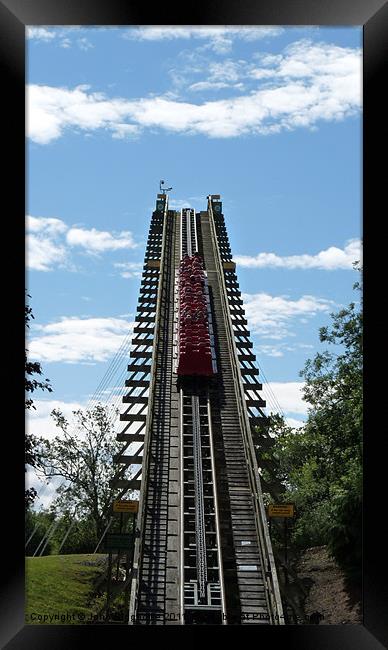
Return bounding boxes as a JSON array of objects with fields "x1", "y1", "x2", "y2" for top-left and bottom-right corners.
[{"x1": 26, "y1": 26, "x2": 362, "y2": 497}]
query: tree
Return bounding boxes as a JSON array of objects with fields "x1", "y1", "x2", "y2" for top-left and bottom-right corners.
[
  {"x1": 36, "y1": 404, "x2": 130, "y2": 542},
  {"x1": 261, "y1": 268, "x2": 362, "y2": 583},
  {"x1": 25, "y1": 293, "x2": 53, "y2": 508},
  {"x1": 299, "y1": 270, "x2": 362, "y2": 578}
]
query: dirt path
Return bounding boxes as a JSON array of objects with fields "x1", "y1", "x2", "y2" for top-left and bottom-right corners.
[{"x1": 297, "y1": 546, "x2": 362, "y2": 625}]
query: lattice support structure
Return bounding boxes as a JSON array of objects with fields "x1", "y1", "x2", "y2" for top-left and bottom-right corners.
[{"x1": 111, "y1": 194, "x2": 167, "y2": 492}]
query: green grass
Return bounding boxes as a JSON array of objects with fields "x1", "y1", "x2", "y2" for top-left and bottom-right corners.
[{"x1": 25, "y1": 554, "x2": 108, "y2": 625}]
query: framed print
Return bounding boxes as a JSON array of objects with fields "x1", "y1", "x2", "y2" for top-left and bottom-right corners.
[{"x1": 1, "y1": 0, "x2": 386, "y2": 647}]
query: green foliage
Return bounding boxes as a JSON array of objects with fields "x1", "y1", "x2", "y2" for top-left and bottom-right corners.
[
  {"x1": 326, "y1": 460, "x2": 362, "y2": 581},
  {"x1": 260, "y1": 270, "x2": 362, "y2": 583}
]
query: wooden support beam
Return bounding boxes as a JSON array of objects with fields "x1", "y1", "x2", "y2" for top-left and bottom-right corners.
[
  {"x1": 243, "y1": 381, "x2": 263, "y2": 391},
  {"x1": 131, "y1": 337, "x2": 154, "y2": 347},
  {"x1": 113, "y1": 454, "x2": 144, "y2": 465},
  {"x1": 132, "y1": 325, "x2": 155, "y2": 334},
  {"x1": 246, "y1": 398, "x2": 267, "y2": 408},
  {"x1": 116, "y1": 431, "x2": 145, "y2": 442},
  {"x1": 236, "y1": 340, "x2": 253, "y2": 349},
  {"x1": 110, "y1": 479, "x2": 142, "y2": 490},
  {"x1": 127, "y1": 362, "x2": 151, "y2": 372},
  {"x1": 240, "y1": 367, "x2": 260, "y2": 376},
  {"x1": 130, "y1": 350, "x2": 153, "y2": 359},
  {"x1": 122, "y1": 395, "x2": 149, "y2": 404},
  {"x1": 120, "y1": 413, "x2": 147, "y2": 422},
  {"x1": 125, "y1": 379, "x2": 150, "y2": 388},
  {"x1": 238, "y1": 353, "x2": 256, "y2": 362}
]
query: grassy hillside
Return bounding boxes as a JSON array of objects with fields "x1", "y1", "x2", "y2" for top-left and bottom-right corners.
[{"x1": 25, "y1": 554, "x2": 108, "y2": 624}]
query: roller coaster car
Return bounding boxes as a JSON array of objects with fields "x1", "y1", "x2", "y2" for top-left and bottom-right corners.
[{"x1": 177, "y1": 255, "x2": 214, "y2": 377}]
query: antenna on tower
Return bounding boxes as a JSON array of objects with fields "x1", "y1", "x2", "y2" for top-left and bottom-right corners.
[{"x1": 159, "y1": 180, "x2": 173, "y2": 195}]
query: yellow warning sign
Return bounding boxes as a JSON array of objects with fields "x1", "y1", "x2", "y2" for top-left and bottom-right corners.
[
  {"x1": 268, "y1": 504, "x2": 295, "y2": 518},
  {"x1": 113, "y1": 500, "x2": 139, "y2": 513}
]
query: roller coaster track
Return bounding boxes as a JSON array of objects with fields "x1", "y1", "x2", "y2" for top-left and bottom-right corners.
[{"x1": 118, "y1": 198, "x2": 284, "y2": 625}]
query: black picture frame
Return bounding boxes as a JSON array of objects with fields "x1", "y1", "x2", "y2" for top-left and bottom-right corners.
[{"x1": 2, "y1": 0, "x2": 386, "y2": 647}]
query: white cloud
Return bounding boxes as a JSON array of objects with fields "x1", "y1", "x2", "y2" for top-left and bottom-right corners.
[
  {"x1": 167, "y1": 198, "x2": 194, "y2": 210},
  {"x1": 111, "y1": 123, "x2": 141, "y2": 139},
  {"x1": 27, "y1": 83, "x2": 137, "y2": 145},
  {"x1": 60, "y1": 38, "x2": 72, "y2": 49},
  {"x1": 262, "y1": 381, "x2": 307, "y2": 415},
  {"x1": 25, "y1": 467, "x2": 63, "y2": 511},
  {"x1": 254, "y1": 342, "x2": 316, "y2": 357},
  {"x1": 188, "y1": 81, "x2": 244, "y2": 92},
  {"x1": 27, "y1": 215, "x2": 68, "y2": 235},
  {"x1": 26, "y1": 215, "x2": 139, "y2": 270},
  {"x1": 27, "y1": 26, "x2": 93, "y2": 51},
  {"x1": 114, "y1": 262, "x2": 143, "y2": 278},
  {"x1": 235, "y1": 238, "x2": 362, "y2": 270},
  {"x1": 27, "y1": 233, "x2": 69, "y2": 272},
  {"x1": 26, "y1": 215, "x2": 69, "y2": 271},
  {"x1": 26, "y1": 399, "x2": 86, "y2": 440},
  {"x1": 66, "y1": 227, "x2": 138, "y2": 252},
  {"x1": 77, "y1": 37, "x2": 94, "y2": 51},
  {"x1": 241, "y1": 292, "x2": 333, "y2": 339},
  {"x1": 123, "y1": 26, "x2": 284, "y2": 53},
  {"x1": 27, "y1": 40, "x2": 361, "y2": 144},
  {"x1": 28, "y1": 317, "x2": 134, "y2": 363},
  {"x1": 264, "y1": 39, "x2": 360, "y2": 81},
  {"x1": 255, "y1": 344, "x2": 285, "y2": 358},
  {"x1": 207, "y1": 60, "x2": 245, "y2": 83},
  {"x1": 27, "y1": 27, "x2": 56, "y2": 41}
]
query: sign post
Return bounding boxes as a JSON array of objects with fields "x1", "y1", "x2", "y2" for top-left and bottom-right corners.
[
  {"x1": 115, "y1": 512, "x2": 124, "y2": 582},
  {"x1": 267, "y1": 504, "x2": 295, "y2": 588},
  {"x1": 284, "y1": 517, "x2": 288, "y2": 584},
  {"x1": 123, "y1": 511, "x2": 137, "y2": 621},
  {"x1": 107, "y1": 500, "x2": 139, "y2": 621}
]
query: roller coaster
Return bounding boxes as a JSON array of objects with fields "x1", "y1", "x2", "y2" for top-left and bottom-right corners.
[{"x1": 113, "y1": 194, "x2": 284, "y2": 625}]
